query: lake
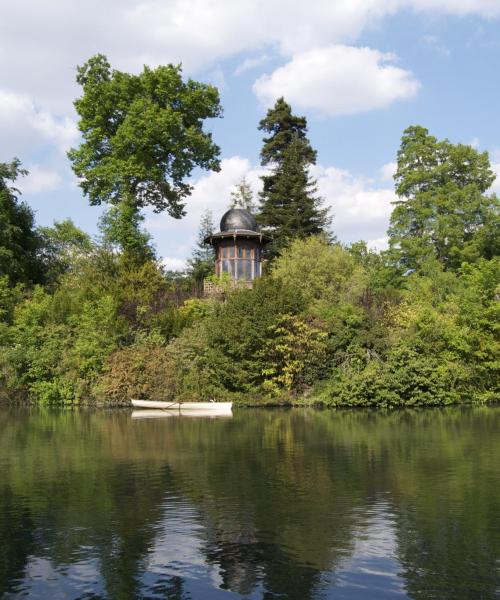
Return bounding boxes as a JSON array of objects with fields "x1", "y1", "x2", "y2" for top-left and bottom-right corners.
[{"x1": 0, "y1": 406, "x2": 499, "y2": 599}]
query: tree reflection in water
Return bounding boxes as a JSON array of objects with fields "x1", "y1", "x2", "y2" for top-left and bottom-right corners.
[{"x1": 0, "y1": 407, "x2": 499, "y2": 599}]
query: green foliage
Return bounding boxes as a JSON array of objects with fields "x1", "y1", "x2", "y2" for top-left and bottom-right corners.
[
  {"x1": 271, "y1": 236, "x2": 364, "y2": 310},
  {"x1": 1, "y1": 284, "x2": 128, "y2": 404},
  {"x1": 258, "y1": 99, "x2": 330, "y2": 257},
  {"x1": 1, "y1": 120, "x2": 498, "y2": 408},
  {"x1": 167, "y1": 323, "x2": 229, "y2": 401},
  {"x1": 187, "y1": 209, "x2": 214, "y2": 284},
  {"x1": 259, "y1": 97, "x2": 317, "y2": 166},
  {"x1": 68, "y1": 54, "x2": 222, "y2": 218},
  {"x1": 389, "y1": 125, "x2": 500, "y2": 271},
  {"x1": 260, "y1": 314, "x2": 328, "y2": 394},
  {"x1": 0, "y1": 159, "x2": 42, "y2": 285},
  {"x1": 97, "y1": 340, "x2": 178, "y2": 404},
  {"x1": 315, "y1": 257, "x2": 499, "y2": 407},
  {"x1": 38, "y1": 219, "x2": 93, "y2": 286},
  {"x1": 99, "y1": 199, "x2": 155, "y2": 265}
]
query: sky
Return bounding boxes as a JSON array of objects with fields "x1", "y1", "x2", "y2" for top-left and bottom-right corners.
[{"x1": 2, "y1": 0, "x2": 500, "y2": 270}]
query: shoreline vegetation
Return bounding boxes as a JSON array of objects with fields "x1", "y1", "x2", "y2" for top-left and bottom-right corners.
[{"x1": 0, "y1": 56, "x2": 498, "y2": 408}]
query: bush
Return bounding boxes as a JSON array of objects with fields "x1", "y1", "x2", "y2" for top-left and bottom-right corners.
[
  {"x1": 317, "y1": 349, "x2": 471, "y2": 408},
  {"x1": 260, "y1": 314, "x2": 328, "y2": 395},
  {"x1": 96, "y1": 341, "x2": 178, "y2": 404}
]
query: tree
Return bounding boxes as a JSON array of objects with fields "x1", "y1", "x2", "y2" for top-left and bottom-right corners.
[
  {"x1": 257, "y1": 98, "x2": 330, "y2": 257},
  {"x1": 229, "y1": 177, "x2": 256, "y2": 212},
  {"x1": 69, "y1": 54, "x2": 222, "y2": 217},
  {"x1": 188, "y1": 209, "x2": 215, "y2": 284},
  {"x1": 259, "y1": 97, "x2": 316, "y2": 166},
  {"x1": 388, "y1": 125, "x2": 500, "y2": 272},
  {"x1": 99, "y1": 201, "x2": 155, "y2": 266},
  {"x1": 0, "y1": 159, "x2": 42, "y2": 285},
  {"x1": 38, "y1": 219, "x2": 93, "y2": 286},
  {"x1": 68, "y1": 54, "x2": 222, "y2": 259}
]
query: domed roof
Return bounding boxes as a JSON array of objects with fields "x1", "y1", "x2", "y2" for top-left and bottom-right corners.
[{"x1": 220, "y1": 208, "x2": 258, "y2": 232}]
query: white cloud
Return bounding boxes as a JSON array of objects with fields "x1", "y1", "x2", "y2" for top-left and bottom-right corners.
[
  {"x1": 367, "y1": 236, "x2": 389, "y2": 251},
  {"x1": 314, "y1": 164, "x2": 396, "y2": 242},
  {"x1": 490, "y1": 160, "x2": 500, "y2": 194},
  {"x1": 253, "y1": 46, "x2": 420, "y2": 115},
  {"x1": 1, "y1": 0, "x2": 498, "y2": 114},
  {"x1": 17, "y1": 165, "x2": 63, "y2": 195},
  {"x1": 379, "y1": 161, "x2": 397, "y2": 182},
  {"x1": 422, "y1": 34, "x2": 451, "y2": 56},
  {"x1": 410, "y1": 0, "x2": 500, "y2": 17},
  {"x1": 161, "y1": 257, "x2": 188, "y2": 272},
  {"x1": 0, "y1": 90, "x2": 78, "y2": 156},
  {"x1": 235, "y1": 54, "x2": 272, "y2": 76}
]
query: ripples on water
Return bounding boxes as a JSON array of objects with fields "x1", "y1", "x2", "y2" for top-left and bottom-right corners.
[{"x1": 0, "y1": 407, "x2": 499, "y2": 599}]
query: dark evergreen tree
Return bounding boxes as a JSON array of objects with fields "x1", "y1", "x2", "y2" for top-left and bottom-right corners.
[
  {"x1": 0, "y1": 159, "x2": 42, "y2": 285},
  {"x1": 259, "y1": 97, "x2": 316, "y2": 166},
  {"x1": 188, "y1": 209, "x2": 215, "y2": 284},
  {"x1": 257, "y1": 99, "x2": 330, "y2": 257}
]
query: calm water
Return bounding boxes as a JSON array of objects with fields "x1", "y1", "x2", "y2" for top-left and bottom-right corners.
[{"x1": 0, "y1": 407, "x2": 499, "y2": 600}]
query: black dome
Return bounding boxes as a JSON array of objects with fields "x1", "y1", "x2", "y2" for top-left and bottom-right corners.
[{"x1": 220, "y1": 208, "x2": 258, "y2": 232}]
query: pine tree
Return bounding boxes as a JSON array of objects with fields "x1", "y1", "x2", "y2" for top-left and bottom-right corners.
[
  {"x1": 188, "y1": 209, "x2": 215, "y2": 283},
  {"x1": 229, "y1": 177, "x2": 256, "y2": 212},
  {"x1": 259, "y1": 97, "x2": 317, "y2": 166},
  {"x1": 257, "y1": 98, "x2": 330, "y2": 257}
]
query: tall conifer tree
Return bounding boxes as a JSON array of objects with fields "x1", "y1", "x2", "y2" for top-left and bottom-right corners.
[
  {"x1": 188, "y1": 209, "x2": 215, "y2": 283},
  {"x1": 257, "y1": 98, "x2": 329, "y2": 257}
]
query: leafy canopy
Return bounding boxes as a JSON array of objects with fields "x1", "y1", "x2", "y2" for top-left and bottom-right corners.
[
  {"x1": 389, "y1": 125, "x2": 499, "y2": 271},
  {"x1": 68, "y1": 54, "x2": 222, "y2": 218},
  {"x1": 0, "y1": 159, "x2": 42, "y2": 285}
]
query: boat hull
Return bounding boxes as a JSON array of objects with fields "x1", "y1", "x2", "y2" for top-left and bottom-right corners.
[{"x1": 131, "y1": 399, "x2": 232, "y2": 414}]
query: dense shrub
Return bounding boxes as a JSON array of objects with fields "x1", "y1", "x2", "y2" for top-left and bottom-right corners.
[
  {"x1": 96, "y1": 340, "x2": 178, "y2": 404},
  {"x1": 0, "y1": 234, "x2": 497, "y2": 407}
]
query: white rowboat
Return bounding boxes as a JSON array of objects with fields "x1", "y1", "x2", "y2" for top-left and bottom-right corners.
[{"x1": 131, "y1": 399, "x2": 233, "y2": 415}]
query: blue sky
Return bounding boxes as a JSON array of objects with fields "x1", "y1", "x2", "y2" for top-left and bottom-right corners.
[{"x1": 1, "y1": 1, "x2": 500, "y2": 269}]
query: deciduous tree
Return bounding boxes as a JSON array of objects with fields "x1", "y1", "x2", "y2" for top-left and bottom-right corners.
[
  {"x1": 68, "y1": 54, "x2": 222, "y2": 261},
  {"x1": 388, "y1": 125, "x2": 499, "y2": 271},
  {"x1": 0, "y1": 159, "x2": 42, "y2": 285}
]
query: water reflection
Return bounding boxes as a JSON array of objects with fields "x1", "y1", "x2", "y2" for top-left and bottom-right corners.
[{"x1": 0, "y1": 407, "x2": 499, "y2": 599}]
